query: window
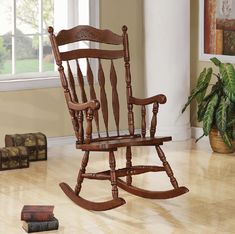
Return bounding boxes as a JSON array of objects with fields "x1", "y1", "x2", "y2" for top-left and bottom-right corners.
[{"x1": 0, "y1": 0, "x2": 99, "y2": 91}]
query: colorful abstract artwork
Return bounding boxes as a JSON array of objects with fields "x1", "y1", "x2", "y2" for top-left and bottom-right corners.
[{"x1": 204, "y1": 0, "x2": 235, "y2": 56}]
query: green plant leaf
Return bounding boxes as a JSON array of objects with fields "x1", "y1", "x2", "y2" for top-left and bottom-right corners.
[
  {"x1": 227, "y1": 101, "x2": 235, "y2": 114},
  {"x1": 221, "y1": 132, "x2": 233, "y2": 150},
  {"x1": 195, "y1": 86, "x2": 207, "y2": 105},
  {"x1": 196, "y1": 68, "x2": 207, "y2": 86},
  {"x1": 182, "y1": 68, "x2": 214, "y2": 113},
  {"x1": 220, "y1": 63, "x2": 235, "y2": 102},
  {"x1": 197, "y1": 100, "x2": 209, "y2": 122},
  {"x1": 196, "y1": 68, "x2": 213, "y2": 104},
  {"x1": 182, "y1": 85, "x2": 206, "y2": 113},
  {"x1": 197, "y1": 85, "x2": 219, "y2": 122},
  {"x1": 203, "y1": 82, "x2": 220, "y2": 102},
  {"x1": 210, "y1": 57, "x2": 221, "y2": 67},
  {"x1": 215, "y1": 97, "x2": 228, "y2": 134},
  {"x1": 182, "y1": 70, "x2": 211, "y2": 113},
  {"x1": 203, "y1": 94, "x2": 219, "y2": 136},
  {"x1": 227, "y1": 118, "x2": 235, "y2": 128},
  {"x1": 227, "y1": 127, "x2": 234, "y2": 139}
]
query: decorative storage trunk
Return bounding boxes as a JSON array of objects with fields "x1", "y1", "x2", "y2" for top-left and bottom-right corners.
[
  {"x1": 0, "y1": 146, "x2": 29, "y2": 171},
  {"x1": 5, "y1": 133, "x2": 47, "y2": 161}
]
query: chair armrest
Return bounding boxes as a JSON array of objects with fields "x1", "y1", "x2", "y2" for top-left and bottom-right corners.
[
  {"x1": 129, "y1": 94, "x2": 167, "y2": 105},
  {"x1": 68, "y1": 99, "x2": 100, "y2": 111},
  {"x1": 68, "y1": 100, "x2": 100, "y2": 144}
]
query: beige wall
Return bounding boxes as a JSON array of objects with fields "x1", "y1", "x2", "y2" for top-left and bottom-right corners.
[{"x1": 0, "y1": 0, "x2": 144, "y2": 145}]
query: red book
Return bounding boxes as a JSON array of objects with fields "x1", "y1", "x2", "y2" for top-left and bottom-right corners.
[{"x1": 21, "y1": 205, "x2": 54, "y2": 221}]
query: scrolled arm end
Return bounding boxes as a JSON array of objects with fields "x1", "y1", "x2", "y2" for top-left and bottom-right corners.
[
  {"x1": 48, "y1": 26, "x2": 54, "y2": 34},
  {"x1": 68, "y1": 99, "x2": 100, "y2": 111},
  {"x1": 129, "y1": 94, "x2": 167, "y2": 106},
  {"x1": 88, "y1": 99, "x2": 100, "y2": 110},
  {"x1": 156, "y1": 94, "x2": 167, "y2": 104}
]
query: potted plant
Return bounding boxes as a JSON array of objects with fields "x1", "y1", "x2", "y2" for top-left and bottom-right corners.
[{"x1": 182, "y1": 57, "x2": 235, "y2": 153}]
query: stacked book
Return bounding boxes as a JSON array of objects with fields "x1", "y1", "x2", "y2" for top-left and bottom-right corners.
[{"x1": 21, "y1": 205, "x2": 59, "y2": 233}]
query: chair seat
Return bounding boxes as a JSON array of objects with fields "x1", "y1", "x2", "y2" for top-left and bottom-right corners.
[{"x1": 77, "y1": 136, "x2": 172, "y2": 151}]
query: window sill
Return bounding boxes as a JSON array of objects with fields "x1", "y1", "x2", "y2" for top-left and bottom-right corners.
[{"x1": 0, "y1": 76, "x2": 61, "y2": 92}]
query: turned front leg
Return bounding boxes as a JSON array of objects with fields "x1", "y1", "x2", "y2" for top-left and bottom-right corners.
[
  {"x1": 75, "y1": 151, "x2": 89, "y2": 195},
  {"x1": 126, "y1": 146, "x2": 132, "y2": 186},
  {"x1": 109, "y1": 151, "x2": 118, "y2": 199},
  {"x1": 155, "y1": 146, "x2": 179, "y2": 189}
]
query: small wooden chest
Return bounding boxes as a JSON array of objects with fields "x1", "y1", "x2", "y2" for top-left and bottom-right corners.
[
  {"x1": 5, "y1": 132, "x2": 47, "y2": 161},
  {"x1": 0, "y1": 146, "x2": 29, "y2": 171}
]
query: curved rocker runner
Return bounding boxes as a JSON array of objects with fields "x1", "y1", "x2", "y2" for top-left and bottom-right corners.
[
  {"x1": 116, "y1": 179, "x2": 189, "y2": 200},
  {"x1": 48, "y1": 25, "x2": 189, "y2": 211},
  {"x1": 60, "y1": 182, "x2": 126, "y2": 211}
]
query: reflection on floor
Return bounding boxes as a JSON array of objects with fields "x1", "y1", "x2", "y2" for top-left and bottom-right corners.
[{"x1": 0, "y1": 139, "x2": 235, "y2": 234}]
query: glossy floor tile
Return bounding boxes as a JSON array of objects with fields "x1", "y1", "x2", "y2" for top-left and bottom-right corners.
[{"x1": 0, "y1": 139, "x2": 235, "y2": 233}]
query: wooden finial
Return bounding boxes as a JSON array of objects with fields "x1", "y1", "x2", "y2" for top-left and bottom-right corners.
[
  {"x1": 48, "y1": 26, "x2": 54, "y2": 34},
  {"x1": 122, "y1": 25, "x2": 128, "y2": 33}
]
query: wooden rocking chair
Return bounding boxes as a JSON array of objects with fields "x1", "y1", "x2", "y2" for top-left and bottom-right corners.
[{"x1": 48, "y1": 25, "x2": 189, "y2": 211}]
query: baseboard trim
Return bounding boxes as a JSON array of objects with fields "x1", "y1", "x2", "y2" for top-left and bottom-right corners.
[
  {"x1": 156, "y1": 124, "x2": 191, "y2": 141},
  {"x1": 47, "y1": 135, "x2": 76, "y2": 147}
]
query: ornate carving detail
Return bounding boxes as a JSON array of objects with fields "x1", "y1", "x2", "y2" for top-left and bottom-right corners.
[{"x1": 76, "y1": 30, "x2": 97, "y2": 40}]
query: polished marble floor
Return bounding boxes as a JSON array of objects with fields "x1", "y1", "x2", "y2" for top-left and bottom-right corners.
[{"x1": 0, "y1": 139, "x2": 235, "y2": 233}]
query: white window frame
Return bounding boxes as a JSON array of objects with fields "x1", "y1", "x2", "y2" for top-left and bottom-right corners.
[{"x1": 0, "y1": 0, "x2": 99, "y2": 91}]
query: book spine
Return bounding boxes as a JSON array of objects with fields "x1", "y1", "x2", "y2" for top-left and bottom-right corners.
[
  {"x1": 21, "y1": 212, "x2": 54, "y2": 221},
  {"x1": 26, "y1": 219, "x2": 59, "y2": 233}
]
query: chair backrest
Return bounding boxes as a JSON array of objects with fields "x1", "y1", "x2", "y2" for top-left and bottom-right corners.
[{"x1": 48, "y1": 25, "x2": 135, "y2": 144}]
